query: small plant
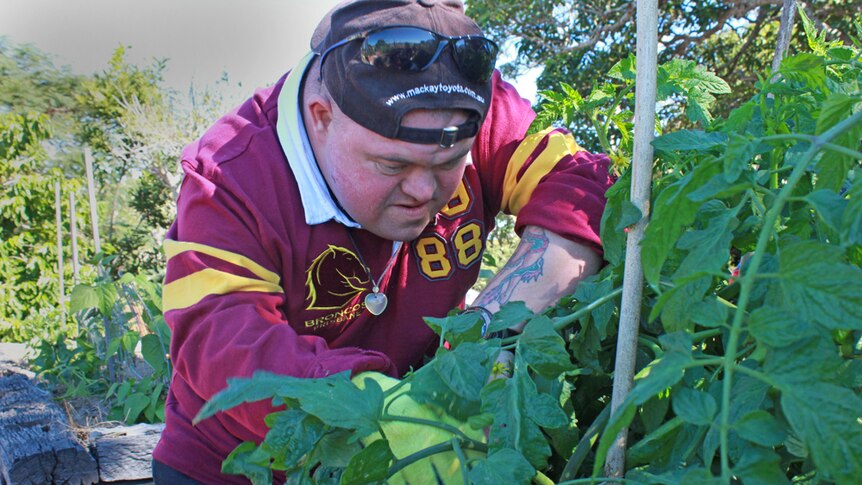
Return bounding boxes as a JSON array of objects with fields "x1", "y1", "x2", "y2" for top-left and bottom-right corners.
[{"x1": 31, "y1": 264, "x2": 171, "y2": 424}]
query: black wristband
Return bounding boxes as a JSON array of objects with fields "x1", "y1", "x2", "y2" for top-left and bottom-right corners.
[
  {"x1": 462, "y1": 306, "x2": 518, "y2": 340},
  {"x1": 484, "y1": 328, "x2": 518, "y2": 340}
]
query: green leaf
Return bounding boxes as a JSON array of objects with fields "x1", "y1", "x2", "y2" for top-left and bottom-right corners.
[
  {"x1": 688, "y1": 297, "x2": 728, "y2": 328},
  {"x1": 804, "y1": 189, "x2": 847, "y2": 233},
  {"x1": 653, "y1": 275, "x2": 711, "y2": 332},
  {"x1": 672, "y1": 388, "x2": 717, "y2": 426},
  {"x1": 222, "y1": 442, "x2": 273, "y2": 485},
  {"x1": 122, "y1": 392, "x2": 150, "y2": 423},
  {"x1": 121, "y1": 330, "x2": 139, "y2": 354},
  {"x1": 722, "y1": 134, "x2": 758, "y2": 182},
  {"x1": 140, "y1": 334, "x2": 166, "y2": 372},
  {"x1": 702, "y1": 375, "x2": 769, "y2": 466},
  {"x1": 481, "y1": 360, "x2": 552, "y2": 468},
  {"x1": 774, "y1": 240, "x2": 862, "y2": 330},
  {"x1": 96, "y1": 281, "x2": 119, "y2": 317},
  {"x1": 607, "y1": 54, "x2": 637, "y2": 81},
  {"x1": 517, "y1": 315, "x2": 574, "y2": 377},
  {"x1": 674, "y1": 203, "x2": 737, "y2": 279},
  {"x1": 628, "y1": 417, "x2": 684, "y2": 467},
  {"x1": 782, "y1": 384, "x2": 862, "y2": 485},
  {"x1": 106, "y1": 336, "x2": 122, "y2": 358},
  {"x1": 572, "y1": 275, "x2": 617, "y2": 338},
  {"x1": 651, "y1": 130, "x2": 727, "y2": 153},
  {"x1": 734, "y1": 410, "x2": 787, "y2": 447},
  {"x1": 642, "y1": 160, "x2": 722, "y2": 287},
  {"x1": 468, "y1": 449, "x2": 535, "y2": 485},
  {"x1": 599, "y1": 170, "x2": 632, "y2": 265},
  {"x1": 747, "y1": 307, "x2": 818, "y2": 348},
  {"x1": 70, "y1": 284, "x2": 99, "y2": 312},
  {"x1": 424, "y1": 311, "x2": 483, "y2": 347},
  {"x1": 766, "y1": 337, "x2": 845, "y2": 391},
  {"x1": 816, "y1": 94, "x2": 862, "y2": 136},
  {"x1": 196, "y1": 372, "x2": 382, "y2": 439},
  {"x1": 523, "y1": 376, "x2": 568, "y2": 430},
  {"x1": 340, "y1": 440, "x2": 394, "y2": 485},
  {"x1": 841, "y1": 175, "x2": 862, "y2": 247},
  {"x1": 814, "y1": 94, "x2": 862, "y2": 191},
  {"x1": 616, "y1": 200, "x2": 643, "y2": 231},
  {"x1": 628, "y1": 335, "x2": 693, "y2": 406},
  {"x1": 779, "y1": 53, "x2": 828, "y2": 94},
  {"x1": 732, "y1": 446, "x2": 790, "y2": 485},
  {"x1": 433, "y1": 343, "x2": 489, "y2": 399},
  {"x1": 485, "y1": 301, "x2": 533, "y2": 335},
  {"x1": 410, "y1": 359, "x2": 482, "y2": 421},
  {"x1": 639, "y1": 394, "x2": 671, "y2": 435},
  {"x1": 261, "y1": 410, "x2": 325, "y2": 470},
  {"x1": 315, "y1": 429, "x2": 362, "y2": 468}
]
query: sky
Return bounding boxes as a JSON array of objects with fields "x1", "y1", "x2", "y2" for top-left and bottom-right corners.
[{"x1": 0, "y1": 0, "x2": 537, "y2": 104}]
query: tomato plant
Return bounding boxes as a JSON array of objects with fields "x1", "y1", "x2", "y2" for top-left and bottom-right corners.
[{"x1": 200, "y1": 14, "x2": 861, "y2": 484}]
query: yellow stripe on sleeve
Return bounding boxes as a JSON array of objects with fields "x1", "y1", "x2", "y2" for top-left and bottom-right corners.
[
  {"x1": 163, "y1": 268, "x2": 284, "y2": 312},
  {"x1": 164, "y1": 239, "x2": 280, "y2": 285},
  {"x1": 500, "y1": 128, "x2": 583, "y2": 214}
]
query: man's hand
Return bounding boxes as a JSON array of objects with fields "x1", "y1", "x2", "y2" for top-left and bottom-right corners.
[{"x1": 352, "y1": 372, "x2": 485, "y2": 485}]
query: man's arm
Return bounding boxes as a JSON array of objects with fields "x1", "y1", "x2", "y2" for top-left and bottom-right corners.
[{"x1": 472, "y1": 225, "x2": 602, "y2": 330}]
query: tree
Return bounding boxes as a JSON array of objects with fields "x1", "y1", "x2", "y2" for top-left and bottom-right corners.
[
  {"x1": 467, "y1": 0, "x2": 861, "y2": 145},
  {"x1": 0, "y1": 112, "x2": 92, "y2": 340}
]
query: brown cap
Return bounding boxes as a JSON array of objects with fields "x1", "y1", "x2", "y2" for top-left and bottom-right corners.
[{"x1": 311, "y1": 0, "x2": 495, "y2": 147}]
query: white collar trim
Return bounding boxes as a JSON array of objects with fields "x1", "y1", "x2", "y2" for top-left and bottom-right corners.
[{"x1": 275, "y1": 52, "x2": 361, "y2": 228}]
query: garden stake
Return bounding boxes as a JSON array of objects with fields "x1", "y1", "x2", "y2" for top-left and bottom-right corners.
[
  {"x1": 604, "y1": 0, "x2": 658, "y2": 478},
  {"x1": 54, "y1": 180, "x2": 66, "y2": 330},
  {"x1": 69, "y1": 190, "x2": 80, "y2": 283},
  {"x1": 84, "y1": 146, "x2": 102, "y2": 254}
]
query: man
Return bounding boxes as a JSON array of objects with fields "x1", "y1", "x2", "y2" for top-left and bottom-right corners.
[{"x1": 152, "y1": 0, "x2": 613, "y2": 482}]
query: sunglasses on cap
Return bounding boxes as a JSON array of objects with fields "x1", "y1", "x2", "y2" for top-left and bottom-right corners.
[{"x1": 318, "y1": 25, "x2": 499, "y2": 83}]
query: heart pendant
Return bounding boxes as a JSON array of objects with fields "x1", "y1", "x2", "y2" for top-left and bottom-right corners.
[{"x1": 365, "y1": 292, "x2": 388, "y2": 316}]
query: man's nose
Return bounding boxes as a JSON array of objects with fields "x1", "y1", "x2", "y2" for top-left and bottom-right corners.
[{"x1": 400, "y1": 169, "x2": 437, "y2": 202}]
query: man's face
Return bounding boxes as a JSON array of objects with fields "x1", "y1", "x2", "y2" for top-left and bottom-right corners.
[{"x1": 317, "y1": 108, "x2": 473, "y2": 242}]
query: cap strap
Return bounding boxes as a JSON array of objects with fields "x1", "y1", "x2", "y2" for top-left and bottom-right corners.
[{"x1": 394, "y1": 119, "x2": 479, "y2": 147}]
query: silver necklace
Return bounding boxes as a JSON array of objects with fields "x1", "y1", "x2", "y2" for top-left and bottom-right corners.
[{"x1": 346, "y1": 232, "x2": 403, "y2": 316}]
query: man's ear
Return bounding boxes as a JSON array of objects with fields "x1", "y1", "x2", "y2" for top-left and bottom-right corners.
[{"x1": 304, "y1": 94, "x2": 334, "y2": 141}]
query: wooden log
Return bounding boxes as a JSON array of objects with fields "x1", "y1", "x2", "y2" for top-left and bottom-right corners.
[
  {"x1": 0, "y1": 367, "x2": 98, "y2": 485},
  {"x1": 87, "y1": 424, "x2": 163, "y2": 483}
]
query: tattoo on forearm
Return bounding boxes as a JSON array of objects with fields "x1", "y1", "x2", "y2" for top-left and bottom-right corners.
[{"x1": 477, "y1": 227, "x2": 549, "y2": 308}]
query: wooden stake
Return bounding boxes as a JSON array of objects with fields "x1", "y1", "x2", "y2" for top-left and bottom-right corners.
[
  {"x1": 69, "y1": 190, "x2": 80, "y2": 284},
  {"x1": 84, "y1": 147, "x2": 101, "y2": 255},
  {"x1": 54, "y1": 181, "x2": 66, "y2": 330},
  {"x1": 771, "y1": 0, "x2": 798, "y2": 74},
  {"x1": 605, "y1": 0, "x2": 659, "y2": 478}
]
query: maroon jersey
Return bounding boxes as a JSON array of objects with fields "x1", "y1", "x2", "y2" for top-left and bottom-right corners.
[{"x1": 153, "y1": 64, "x2": 612, "y2": 483}]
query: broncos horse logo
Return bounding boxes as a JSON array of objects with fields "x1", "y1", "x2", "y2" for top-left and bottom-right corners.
[{"x1": 305, "y1": 245, "x2": 369, "y2": 311}]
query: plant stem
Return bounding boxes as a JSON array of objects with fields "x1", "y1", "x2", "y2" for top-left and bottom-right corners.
[
  {"x1": 498, "y1": 287, "x2": 624, "y2": 347},
  {"x1": 691, "y1": 328, "x2": 724, "y2": 343},
  {"x1": 553, "y1": 288, "x2": 625, "y2": 333},
  {"x1": 718, "y1": 109, "x2": 862, "y2": 484},
  {"x1": 380, "y1": 413, "x2": 484, "y2": 448},
  {"x1": 732, "y1": 364, "x2": 782, "y2": 388},
  {"x1": 451, "y1": 437, "x2": 470, "y2": 485},
  {"x1": 761, "y1": 134, "x2": 862, "y2": 161},
  {"x1": 385, "y1": 439, "x2": 488, "y2": 478}
]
